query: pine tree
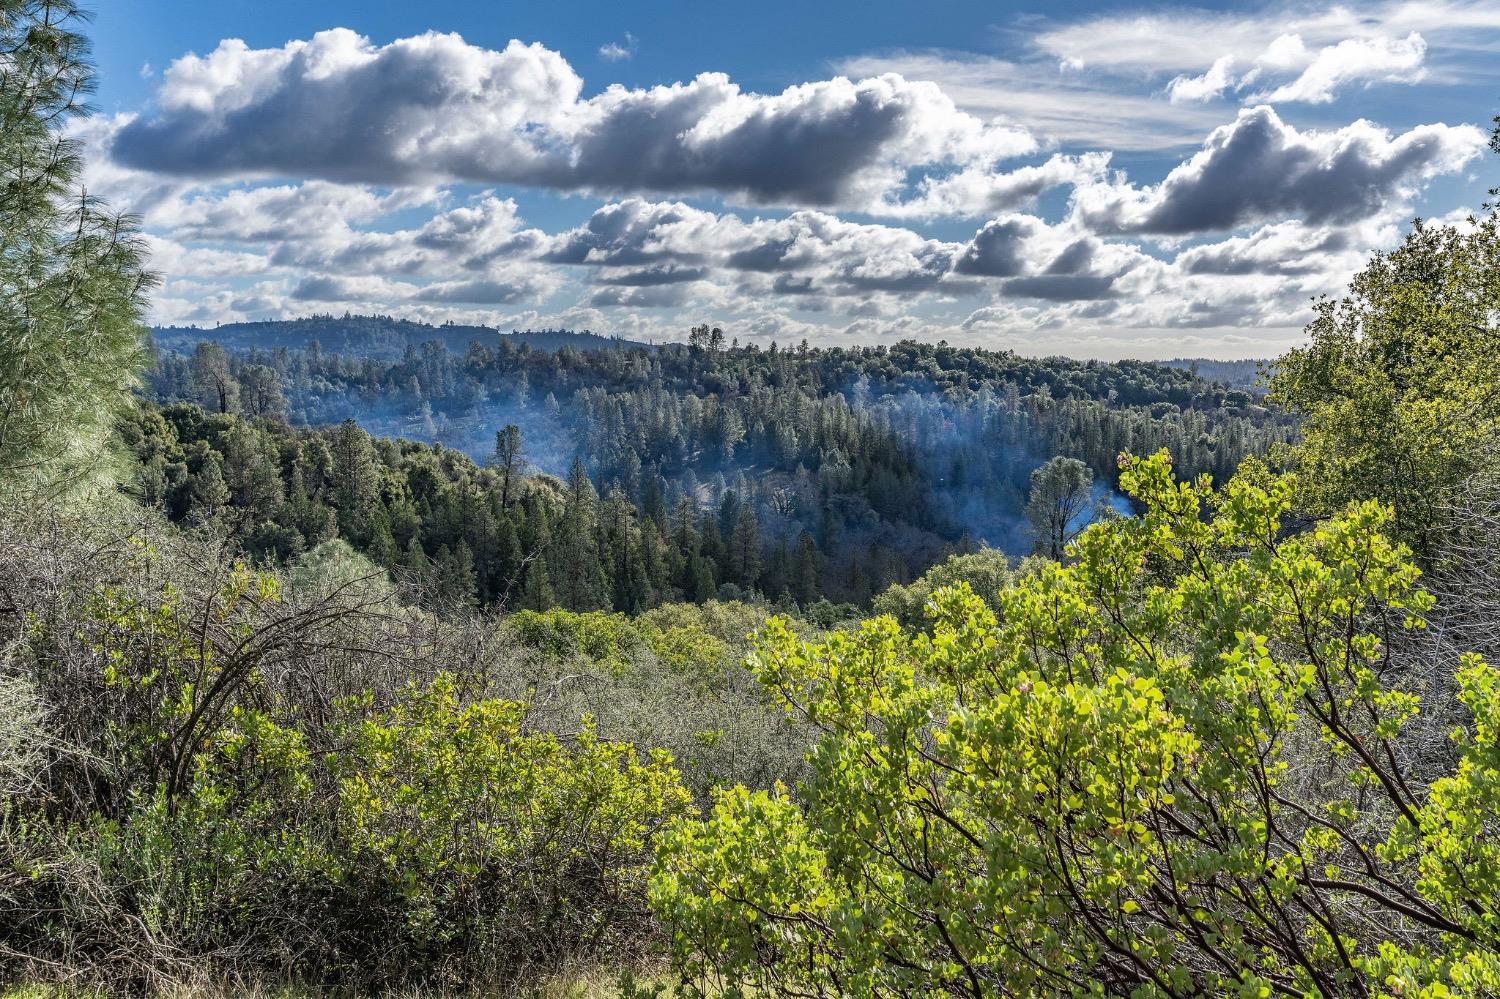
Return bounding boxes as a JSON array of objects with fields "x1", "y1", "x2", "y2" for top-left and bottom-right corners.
[
  {"x1": 521, "y1": 554, "x2": 556, "y2": 610},
  {"x1": 604, "y1": 487, "x2": 639, "y2": 612},
  {"x1": 718, "y1": 490, "x2": 742, "y2": 541},
  {"x1": 699, "y1": 508, "x2": 724, "y2": 573},
  {"x1": 366, "y1": 519, "x2": 400, "y2": 567},
  {"x1": 554, "y1": 458, "x2": 607, "y2": 610},
  {"x1": 493, "y1": 517, "x2": 522, "y2": 598},
  {"x1": 730, "y1": 506, "x2": 761, "y2": 589},
  {"x1": 0, "y1": 0, "x2": 155, "y2": 492},
  {"x1": 190, "y1": 453, "x2": 230, "y2": 519},
  {"x1": 519, "y1": 493, "x2": 551, "y2": 557},
  {"x1": 138, "y1": 454, "x2": 168, "y2": 507},
  {"x1": 432, "y1": 542, "x2": 478, "y2": 608},
  {"x1": 793, "y1": 530, "x2": 821, "y2": 607},
  {"x1": 219, "y1": 422, "x2": 284, "y2": 520},
  {"x1": 690, "y1": 553, "x2": 718, "y2": 603},
  {"x1": 639, "y1": 514, "x2": 668, "y2": 603},
  {"x1": 643, "y1": 471, "x2": 668, "y2": 531},
  {"x1": 492, "y1": 424, "x2": 526, "y2": 510},
  {"x1": 329, "y1": 420, "x2": 381, "y2": 541}
]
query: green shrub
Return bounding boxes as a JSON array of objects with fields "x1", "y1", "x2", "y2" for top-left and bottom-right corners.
[
  {"x1": 333, "y1": 674, "x2": 691, "y2": 973},
  {"x1": 508, "y1": 609, "x2": 650, "y2": 673},
  {"x1": 0, "y1": 514, "x2": 695, "y2": 990},
  {"x1": 503, "y1": 604, "x2": 813, "y2": 805},
  {"x1": 652, "y1": 451, "x2": 1500, "y2": 998},
  {"x1": 871, "y1": 547, "x2": 1016, "y2": 630}
]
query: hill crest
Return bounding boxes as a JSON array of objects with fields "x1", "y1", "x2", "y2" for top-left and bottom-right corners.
[{"x1": 151, "y1": 315, "x2": 647, "y2": 359}]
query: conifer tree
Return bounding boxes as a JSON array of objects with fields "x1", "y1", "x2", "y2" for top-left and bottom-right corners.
[
  {"x1": 521, "y1": 553, "x2": 556, "y2": 610},
  {"x1": 0, "y1": 0, "x2": 155, "y2": 492},
  {"x1": 189, "y1": 457, "x2": 229, "y2": 519},
  {"x1": 792, "y1": 530, "x2": 821, "y2": 606},
  {"x1": 554, "y1": 457, "x2": 607, "y2": 609},
  {"x1": 329, "y1": 419, "x2": 381, "y2": 541},
  {"x1": 730, "y1": 506, "x2": 761, "y2": 588},
  {"x1": 492, "y1": 424, "x2": 526, "y2": 510}
]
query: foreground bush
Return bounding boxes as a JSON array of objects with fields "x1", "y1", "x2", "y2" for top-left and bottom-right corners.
[
  {"x1": 652, "y1": 451, "x2": 1500, "y2": 998},
  {"x1": 335, "y1": 675, "x2": 689, "y2": 976},
  {"x1": 0, "y1": 504, "x2": 690, "y2": 990}
]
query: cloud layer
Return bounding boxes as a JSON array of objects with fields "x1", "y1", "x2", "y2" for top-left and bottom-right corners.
[
  {"x1": 1072, "y1": 106, "x2": 1484, "y2": 234},
  {"x1": 91, "y1": 3, "x2": 1500, "y2": 358},
  {"x1": 112, "y1": 28, "x2": 1044, "y2": 217}
]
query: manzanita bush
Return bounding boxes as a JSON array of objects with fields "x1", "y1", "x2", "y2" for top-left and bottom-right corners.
[
  {"x1": 651, "y1": 451, "x2": 1500, "y2": 998},
  {"x1": 4, "y1": 529, "x2": 694, "y2": 986}
]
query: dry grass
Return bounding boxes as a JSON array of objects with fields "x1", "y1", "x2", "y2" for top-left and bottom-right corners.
[{"x1": 1, "y1": 963, "x2": 661, "y2": 999}]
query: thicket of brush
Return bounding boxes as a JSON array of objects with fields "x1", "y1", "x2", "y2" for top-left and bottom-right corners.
[{"x1": 0, "y1": 495, "x2": 811, "y2": 992}]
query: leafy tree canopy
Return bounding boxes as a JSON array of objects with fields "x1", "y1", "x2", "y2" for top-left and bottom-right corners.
[
  {"x1": 653, "y1": 451, "x2": 1500, "y2": 998},
  {"x1": 1270, "y1": 210, "x2": 1500, "y2": 562}
]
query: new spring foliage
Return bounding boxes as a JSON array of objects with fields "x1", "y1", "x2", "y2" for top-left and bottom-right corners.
[{"x1": 652, "y1": 451, "x2": 1500, "y2": 998}]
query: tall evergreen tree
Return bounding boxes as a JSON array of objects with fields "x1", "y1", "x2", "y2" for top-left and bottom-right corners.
[
  {"x1": 521, "y1": 553, "x2": 556, "y2": 610},
  {"x1": 554, "y1": 457, "x2": 607, "y2": 610},
  {"x1": 189, "y1": 450, "x2": 230, "y2": 518},
  {"x1": 492, "y1": 424, "x2": 526, "y2": 510},
  {"x1": 431, "y1": 542, "x2": 477, "y2": 608},
  {"x1": 793, "y1": 530, "x2": 821, "y2": 607},
  {"x1": 729, "y1": 506, "x2": 761, "y2": 589},
  {"x1": 0, "y1": 0, "x2": 155, "y2": 492},
  {"x1": 328, "y1": 419, "x2": 381, "y2": 541}
]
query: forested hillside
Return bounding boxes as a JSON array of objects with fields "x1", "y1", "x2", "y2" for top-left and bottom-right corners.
[
  {"x1": 135, "y1": 329, "x2": 1291, "y2": 610},
  {"x1": 5, "y1": 5, "x2": 1500, "y2": 997}
]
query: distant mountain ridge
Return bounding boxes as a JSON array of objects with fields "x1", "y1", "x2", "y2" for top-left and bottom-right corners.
[{"x1": 150, "y1": 315, "x2": 648, "y2": 359}]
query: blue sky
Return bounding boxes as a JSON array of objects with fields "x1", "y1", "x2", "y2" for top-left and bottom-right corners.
[{"x1": 80, "y1": 0, "x2": 1500, "y2": 358}]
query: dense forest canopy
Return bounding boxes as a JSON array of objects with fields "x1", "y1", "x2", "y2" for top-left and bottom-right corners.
[
  {"x1": 133, "y1": 324, "x2": 1291, "y2": 611},
  {"x1": 4, "y1": 4, "x2": 1500, "y2": 997}
]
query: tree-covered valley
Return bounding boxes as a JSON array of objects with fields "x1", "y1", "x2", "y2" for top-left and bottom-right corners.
[
  {"x1": 134, "y1": 323, "x2": 1289, "y2": 612},
  {"x1": 5, "y1": 3, "x2": 1500, "y2": 998}
]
